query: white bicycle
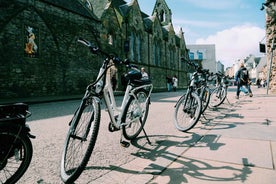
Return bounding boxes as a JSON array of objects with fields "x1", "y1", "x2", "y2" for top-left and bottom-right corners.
[{"x1": 60, "y1": 38, "x2": 153, "y2": 183}]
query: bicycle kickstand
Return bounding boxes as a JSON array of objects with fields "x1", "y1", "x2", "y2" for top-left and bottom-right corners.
[
  {"x1": 225, "y1": 96, "x2": 232, "y2": 106},
  {"x1": 120, "y1": 131, "x2": 130, "y2": 148},
  {"x1": 201, "y1": 112, "x2": 208, "y2": 121},
  {"x1": 140, "y1": 118, "x2": 151, "y2": 145},
  {"x1": 120, "y1": 138, "x2": 130, "y2": 148}
]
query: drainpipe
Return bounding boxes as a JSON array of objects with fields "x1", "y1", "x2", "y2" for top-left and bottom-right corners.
[{"x1": 266, "y1": 38, "x2": 275, "y2": 95}]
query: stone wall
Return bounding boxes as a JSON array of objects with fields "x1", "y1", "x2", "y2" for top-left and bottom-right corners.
[
  {"x1": 0, "y1": 0, "x2": 189, "y2": 100},
  {"x1": 265, "y1": 0, "x2": 276, "y2": 94},
  {"x1": 0, "y1": 1, "x2": 105, "y2": 98}
]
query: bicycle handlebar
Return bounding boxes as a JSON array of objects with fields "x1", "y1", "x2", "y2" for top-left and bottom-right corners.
[{"x1": 77, "y1": 37, "x2": 131, "y2": 66}]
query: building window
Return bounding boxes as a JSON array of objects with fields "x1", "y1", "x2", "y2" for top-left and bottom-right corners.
[
  {"x1": 160, "y1": 10, "x2": 165, "y2": 22},
  {"x1": 130, "y1": 32, "x2": 135, "y2": 61},
  {"x1": 189, "y1": 52, "x2": 194, "y2": 60},
  {"x1": 154, "y1": 41, "x2": 161, "y2": 66},
  {"x1": 197, "y1": 51, "x2": 203, "y2": 60},
  {"x1": 130, "y1": 32, "x2": 141, "y2": 62},
  {"x1": 169, "y1": 48, "x2": 175, "y2": 69},
  {"x1": 135, "y1": 34, "x2": 141, "y2": 62}
]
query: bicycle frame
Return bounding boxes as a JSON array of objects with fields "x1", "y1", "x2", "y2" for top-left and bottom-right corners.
[
  {"x1": 75, "y1": 37, "x2": 153, "y2": 130},
  {"x1": 103, "y1": 65, "x2": 153, "y2": 129}
]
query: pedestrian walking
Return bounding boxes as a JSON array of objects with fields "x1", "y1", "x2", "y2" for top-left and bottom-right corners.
[
  {"x1": 141, "y1": 67, "x2": 149, "y2": 79},
  {"x1": 235, "y1": 63, "x2": 253, "y2": 99},
  {"x1": 166, "y1": 76, "x2": 173, "y2": 92},
  {"x1": 172, "y1": 75, "x2": 178, "y2": 91}
]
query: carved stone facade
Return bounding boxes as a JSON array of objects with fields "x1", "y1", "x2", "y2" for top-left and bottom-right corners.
[
  {"x1": 264, "y1": 0, "x2": 276, "y2": 93},
  {"x1": 0, "y1": 0, "x2": 189, "y2": 99}
]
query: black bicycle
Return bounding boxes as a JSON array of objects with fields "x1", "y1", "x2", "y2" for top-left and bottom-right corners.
[
  {"x1": 209, "y1": 72, "x2": 230, "y2": 107},
  {"x1": 0, "y1": 103, "x2": 35, "y2": 184},
  {"x1": 174, "y1": 60, "x2": 202, "y2": 132}
]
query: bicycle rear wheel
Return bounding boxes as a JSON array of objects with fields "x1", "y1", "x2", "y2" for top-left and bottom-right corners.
[
  {"x1": 0, "y1": 125, "x2": 33, "y2": 184},
  {"x1": 209, "y1": 87, "x2": 227, "y2": 107},
  {"x1": 60, "y1": 97, "x2": 100, "y2": 183},
  {"x1": 122, "y1": 89, "x2": 150, "y2": 140},
  {"x1": 174, "y1": 92, "x2": 202, "y2": 132}
]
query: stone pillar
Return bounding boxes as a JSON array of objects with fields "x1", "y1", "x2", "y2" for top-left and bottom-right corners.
[{"x1": 265, "y1": 0, "x2": 276, "y2": 93}]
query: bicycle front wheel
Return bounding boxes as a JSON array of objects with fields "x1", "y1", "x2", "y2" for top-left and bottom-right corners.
[
  {"x1": 174, "y1": 92, "x2": 202, "y2": 132},
  {"x1": 209, "y1": 87, "x2": 227, "y2": 107},
  {"x1": 60, "y1": 97, "x2": 100, "y2": 183},
  {"x1": 0, "y1": 125, "x2": 33, "y2": 184},
  {"x1": 200, "y1": 87, "x2": 211, "y2": 113},
  {"x1": 122, "y1": 89, "x2": 150, "y2": 140}
]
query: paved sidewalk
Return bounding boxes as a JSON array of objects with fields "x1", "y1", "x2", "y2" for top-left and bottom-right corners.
[
  {"x1": 91, "y1": 86, "x2": 276, "y2": 184},
  {"x1": 149, "y1": 86, "x2": 276, "y2": 184},
  {"x1": 7, "y1": 86, "x2": 276, "y2": 184}
]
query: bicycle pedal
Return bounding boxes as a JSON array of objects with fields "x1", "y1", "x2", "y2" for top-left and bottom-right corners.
[
  {"x1": 108, "y1": 122, "x2": 120, "y2": 132},
  {"x1": 120, "y1": 141, "x2": 130, "y2": 148}
]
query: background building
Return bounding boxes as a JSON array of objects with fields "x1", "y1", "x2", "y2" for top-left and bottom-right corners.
[
  {"x1": 216, "y1": 61, "x2": 225, "y2": 73},
  {"x1": 186, "y1": 44, "x2": 217, "y2": 73},
  {"x1": 0, "y1": 0, "x2": 189, "y2": 99},
  {"x1": 226, "y1": 55, "x2": 266, "y2": 83}
]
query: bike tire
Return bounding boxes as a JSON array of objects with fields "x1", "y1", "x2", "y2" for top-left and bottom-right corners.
[
  {"x1": 200, "y1": 87, "x2": 211, "y2": 113},
  {"x1": 209, "y1": 87, "x2": 227, "y2": 107},
  {"x1": 60, "y1": 97, "x2": 100, "y2": 183},
  {"x1": 122, "y1": 89, "x2": 150, "y2": 140},
  {"x1": 174, "y1": 92, "x2": 202, "y2": 132},
  {"x1": 0, "y1": 125, "x2": 33, "y2": 184}
]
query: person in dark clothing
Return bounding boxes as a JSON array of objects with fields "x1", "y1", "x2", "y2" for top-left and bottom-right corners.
[
  {"x1": 166, "y1": 76, "x2": 173, "y2": 92},
  {"x1": 234, "y1": 63, "x2": 253, "y2": 99}
]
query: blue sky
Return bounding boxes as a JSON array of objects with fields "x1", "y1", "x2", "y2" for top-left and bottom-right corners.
[{"x1": 128, "y1": 0, "x2": 266, "y2": 68}]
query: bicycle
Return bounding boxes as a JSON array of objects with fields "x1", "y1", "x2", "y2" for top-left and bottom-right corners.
[
  {"x1": 209, "y1": 72, "x2": 230, "y2": 108},
  {"x1": 60, "y1": 38, "x2": 153, "y2": 183},
  {"x1": 0, "y1": 103, "x2": 35, "y2": 184},
  {"x1": 174, "y1": 60, "x2": 202, "y2": 132},
  {"x1": 193, "y1": 67, "x2": 212, "y2": 114}
]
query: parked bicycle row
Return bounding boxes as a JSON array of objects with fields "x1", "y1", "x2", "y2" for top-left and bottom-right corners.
[
  {"x1": 174, "y1": 60, "x2": 230, "y2": 132},
  {"x1": 0, "y1": 38, "x2": 230, "y2": 184}
]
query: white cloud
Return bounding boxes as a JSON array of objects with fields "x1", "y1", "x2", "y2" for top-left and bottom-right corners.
[{"x1": 195, "y1": 24, "x2": 265, "y2": 67}]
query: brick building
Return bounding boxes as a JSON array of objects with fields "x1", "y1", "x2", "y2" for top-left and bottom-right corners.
[{"x1": 0, "y1": 0, "x2": 189, "y2": 99}]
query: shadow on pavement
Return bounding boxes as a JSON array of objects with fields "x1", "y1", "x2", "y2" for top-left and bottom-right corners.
[{"x1": 84, "y1": 134, "x2": 252, "y2": 183}]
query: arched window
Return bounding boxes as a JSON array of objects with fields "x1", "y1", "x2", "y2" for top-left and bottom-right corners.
[
  {"x1": 130, "y1": 32, "x2": 135, "y2": 61},
  {"x1": 160, "y1": 10, "x2": 165, "y2": 22},
  {"x1": 130, "y1": 31, "x2": 141, "y2": 62},
  {"x1": 135, "y1": 33, "x2": 141, "y2": 62},
  {"x1": 169, "y1": 47, "x2": 175, "y2": 69},
  {"x1": 154, "y1": 40, "x2": 161, "y2": 66}
]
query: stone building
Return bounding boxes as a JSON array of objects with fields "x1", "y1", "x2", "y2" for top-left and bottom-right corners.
[
  {"x1": 0, "y1": 0, "x2": 189, "y2": 99},
  {"x1": 262, "y1": 0, "x2": 276, "y2": 93}
]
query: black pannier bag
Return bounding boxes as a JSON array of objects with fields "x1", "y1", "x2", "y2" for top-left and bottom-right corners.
[{"x1": 121, "y1": 67, "x2": 142, "y2": 87}]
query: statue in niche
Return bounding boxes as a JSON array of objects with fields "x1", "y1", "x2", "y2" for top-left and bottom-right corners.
[{"x1": 25, "y1": 26, "x2": 38, "y2": 57}]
